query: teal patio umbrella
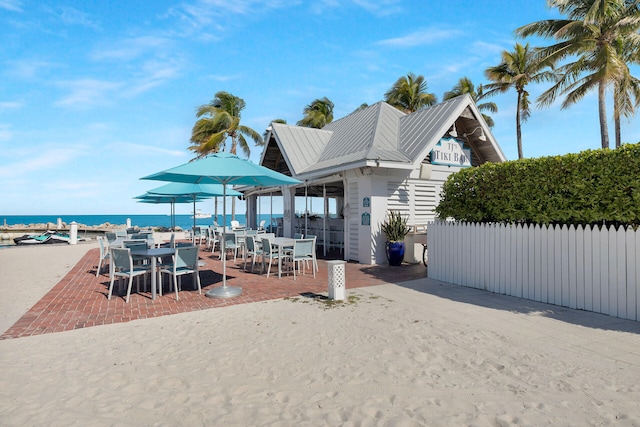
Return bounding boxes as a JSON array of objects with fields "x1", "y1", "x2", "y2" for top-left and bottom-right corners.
[
  {"x1": 134, "y1": 193, "x2": 210, "y2": 230},
  {"x1": 141, "y1": 152, "x2": 301, "y2": 298},
  {"x1": 146, "y1": 182, "x2": 241, "y2": 233}
]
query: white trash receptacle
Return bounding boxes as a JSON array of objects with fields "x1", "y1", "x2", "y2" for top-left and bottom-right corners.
[
  {"x1": 327, "y1": 260, "x2": 346, "y2": 300},
  {"x1": 69, "y1": 221, "x2": 78, "y2": 245}
]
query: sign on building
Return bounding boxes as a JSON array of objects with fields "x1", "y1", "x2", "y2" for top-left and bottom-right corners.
[{"x1": 431, "y1": 137, "x2": 472, "y2": 167}]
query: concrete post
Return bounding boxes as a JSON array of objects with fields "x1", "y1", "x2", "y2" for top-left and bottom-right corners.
[{"x1": 69, "y1": 221, "x2": 78, "y2": 245}]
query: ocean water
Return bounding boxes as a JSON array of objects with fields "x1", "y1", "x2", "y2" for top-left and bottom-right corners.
[{"x1": 1, "y1": 214, "x2": 281, "y2": 231}]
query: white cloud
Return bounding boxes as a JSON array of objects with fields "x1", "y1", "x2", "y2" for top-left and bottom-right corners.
[
  {"x1": 377, "y1": 27, "x2": 463, "y2": 48},
  {"x1": 0, "y1": 101, "x2": 23, "y2": 110},
  {"x1": 91, "y1": 36, "x2": 172, "y2": 61},
  {"x1": 0, "y1": 148, "x2": 80, "y2": 178},
  {"x1": 55, "y1": 6, "x2": 100, "y2": 29},
  {"x1": 0, "y1": 0, "x2": 22, "y2": 12},
  {"x1": 0, "y1": 123, "x2": 14, "y2": 141},
  {"x1": 54, "y1": 78, "x2": 122, "y2": 107},
  {"x1": 5, "y1": 59, "x2": 59, "y2": 79}
]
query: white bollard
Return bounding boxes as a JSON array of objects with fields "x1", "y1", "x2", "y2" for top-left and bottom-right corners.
[
  {"x1": 57, "y1": 218, "x2": 62, "y2": 229},
  {"x1": 69, "y1": 221, "x2": 78, "y2": 245},
  {"x1": 327, "y1": 260, "x2": 346, "y2": 300},
  {"x1": 126, "y1": 218, "x2": 131, "y2": 228}
]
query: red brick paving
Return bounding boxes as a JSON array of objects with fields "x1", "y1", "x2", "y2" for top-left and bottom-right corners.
[{"x1": 1, "y1": 247, "x2": 427, "y2": 339}]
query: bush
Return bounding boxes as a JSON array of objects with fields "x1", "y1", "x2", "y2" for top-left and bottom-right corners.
[{"x1": 436, "y1": 143, "x2": 640, "y2": 227}]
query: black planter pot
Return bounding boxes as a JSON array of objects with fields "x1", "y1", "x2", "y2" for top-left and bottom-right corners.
[{"x1": 386, "y1": 241, "x2": 405, "y2": 266}]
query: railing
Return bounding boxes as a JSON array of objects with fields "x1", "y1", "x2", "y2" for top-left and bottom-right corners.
[{"x1": 428, "y1": 221, "x2": 640, "y2": 321}]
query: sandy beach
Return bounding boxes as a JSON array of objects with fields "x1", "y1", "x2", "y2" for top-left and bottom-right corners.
[{"x1": 1, "y1": 244, "x2": 640, "y2": 426}]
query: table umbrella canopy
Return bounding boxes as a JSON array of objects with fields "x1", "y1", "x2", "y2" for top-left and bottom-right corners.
[
  {"x1": 135, "y1": 193, "x2": 212, "y2": 231},
  {"x1": 146, "y1": 182, "x2": 241, "y2": 198},
  {"x1": 141, "y1": 152, "x2": 300, "y2": 187},
  {"x1": 141, "y1": 152, "x2": 301, "y2": 299}
]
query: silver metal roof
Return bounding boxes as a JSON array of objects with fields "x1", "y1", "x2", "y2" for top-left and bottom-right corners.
[{"x1": 264, "y1": 94, "x2": 506, "y2": 179}]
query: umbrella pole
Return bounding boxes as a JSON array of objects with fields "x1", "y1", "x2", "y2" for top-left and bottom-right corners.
[{"x1": 206, "y1": 183, "x2": 242, "y2": 299}]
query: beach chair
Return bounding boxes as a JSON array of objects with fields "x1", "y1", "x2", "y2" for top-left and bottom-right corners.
[
  {"x1": 158, "y1": 246, "x2": 201, "y2": 301},
  {"x1": 108, "y1": 248, "x2": 150, "y2": 303}
]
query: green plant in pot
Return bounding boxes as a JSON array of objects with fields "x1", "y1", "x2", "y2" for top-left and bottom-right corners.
[{"x1": 381, "y1": 211, "x2": 409, "y2": 266}]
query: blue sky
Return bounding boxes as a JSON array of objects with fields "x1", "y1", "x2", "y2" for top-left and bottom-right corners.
[{"x1": 1, "y1": 0, "x2": 638, "y2": 216}]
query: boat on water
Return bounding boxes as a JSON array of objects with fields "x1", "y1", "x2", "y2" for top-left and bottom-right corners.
[
  {"x1": 14, "y1": 230, "x2": 74, "y2": 245},
  {"x1": 191, "y1": 209, "x2": 212, "y2": 219}
]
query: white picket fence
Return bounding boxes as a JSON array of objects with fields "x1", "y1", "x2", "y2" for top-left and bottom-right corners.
[{"x1": 427, "y1": 221, "x2": 640, "y2": 321}]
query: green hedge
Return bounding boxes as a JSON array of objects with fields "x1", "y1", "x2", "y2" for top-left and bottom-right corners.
[{"x1": 435, "y1": 143, "x2": 640, "y2": 227}]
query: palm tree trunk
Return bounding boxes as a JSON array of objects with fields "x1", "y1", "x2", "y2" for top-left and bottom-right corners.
[
  {"x1": 516, "y1": 91, "x2": 523, "y2": 159},
  {"x1": 613, "y1": 95, "x2": 621, "y2": 149},
  {"x1": 598, "y1": 82, "x2": 610, "y2": 149}
]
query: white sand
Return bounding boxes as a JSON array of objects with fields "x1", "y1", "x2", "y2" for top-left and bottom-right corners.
[{"x1": 1, "y1": 244, "x2": 640, "y2": 426}]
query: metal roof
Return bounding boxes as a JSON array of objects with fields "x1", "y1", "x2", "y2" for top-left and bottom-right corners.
[{"x1": 263, "y1": 94, "x2": 506, "y2": 179}]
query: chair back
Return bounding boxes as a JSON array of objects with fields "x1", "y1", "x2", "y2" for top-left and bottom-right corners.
[
  {"x1": 98, "y1": 236, "x2": 108, "y2": 256},
  {"x1": 224, "y1": 232, "x2": 236, "y2": 247},
  {"x1": 111, "y1": 247, "x2": 132, "y2": 271},
  {"x1": 175, "y1": 246, "x2": 198, "y2": 269},
  {"x1": 258, "y1": 220, "x2": 266, "y2": 230},
  {"x1": 245, "y1": 236, "x2": 256, "y2": 252},
  {"x1": 261, "y1": 238, "x2": 272, "y2": 256},
  {"x1": 230, "y1": 220, "x2": 240, "y2": 229},
  {"x1": 105, "y1": 232, "x2": 116, "y2": 242},
  {"x1": 294, "y1": 233, "x2": 304, "y2": 239},
  {"x1": 169, "y1": 232, "x2": 176, "y2": 248},
  {"x1": 293, "y1": 239, "x2": 314, "y2": 257},
  {"x1": 124, "y1": 241, "x2": 146, "y2": 251}
]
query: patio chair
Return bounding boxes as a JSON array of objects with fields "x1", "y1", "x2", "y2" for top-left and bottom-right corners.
[
  {"x1": 108, "y1": 247, "x2": 150, "y2": 303},
  {"x1": 105, "y1": 232, "x2": 117, "y2": 243},
  {"x1": 96, "y1": 236, "x2": 110, "y2": 277},
  {"x1": 258, "y1": 220, "x2": 266, "y2": 231},
  {"x1": 220, "y1": 232, "x2": 239, "y2": 261},
  {"x1": 290, "y1": 238, "x2": 315, "y2": 280},
  {"x1": 262, "y1": 237, "x2": 288, "y2": 278},
  {"x1": 206, "y1": 227, "x2": 220, "y2": 252},
  {"x1": 244, "y1": 236, "x2": 263, "y2": 273},
  {"x1": 294, "y1": 233, "x2": 304, "y2": 239},
  {"x1": 158, "y1": 246, "x2": 201, "y2": 301},
  {"x1": 304, "y1": 234, "x2": 319, "y2": 272}
]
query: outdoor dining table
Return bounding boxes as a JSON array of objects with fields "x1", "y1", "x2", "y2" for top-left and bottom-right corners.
[{"x1": 129, "y1": 247, "x2": 176, "y2": 300}]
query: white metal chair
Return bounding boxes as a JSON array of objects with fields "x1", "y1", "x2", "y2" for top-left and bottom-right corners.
[
  {"x1": 108, "y1": 247, "x2": 150, "y2": 303},
  {"x1": 158, "y1": 246, "x2": 201, "y2": 301},
  {"x1": 244, "y1": 236, "x2": 264, "y2": 273},
  {"x1": 290, "y1": 238, "x2": 316, "y2": 280},
  {"x1": 220, "y1": 232, "x2": 239, "y2": 261},
  {"x1": 258, "y1": 220, "x2": 266, "y2": 231},
  {"x1": 206, "y1": 226, "x2": 220, "y2": 252},
  {"x1": 96, "y1": 236, "x2": 110, "y2": 277},
  {"x1": 294, "y1": 233, "x2": 304, "y2": 239},
  {"x1": 261, "y1": 237, "x2": 287, "y2": 278},
  {"x1": 304, "y1": 234, "x2": 319, "y2": 272}
]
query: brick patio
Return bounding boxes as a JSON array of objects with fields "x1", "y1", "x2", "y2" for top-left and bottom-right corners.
[{"x1": 1, "y1": 246, "x2": 427, "y2": 339}]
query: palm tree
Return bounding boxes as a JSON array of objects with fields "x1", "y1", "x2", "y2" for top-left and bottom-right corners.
[
  {"x1": 484, "y1": 43, "x2": 556, "y2": 159},
  {"x1": 384, "y1": 72, "x2": 437, "y2": 113},
  {"x1": 189, "y1": 91, "x2": 263, "y2": 220},
  {"x1": 297, "y1": 97, "x2": 334, "y2": 128},
  {"x1": 613, "y1": 38, "x2": 640, "y2": 148},
  {"x1": 189, "y1": 91, "x2": 263, "y2": 158},
  {"x1": 443, "y1": 77, "x2": 498, "y2": 127},
  {"x1": 263, "y1": 119, "x2": 286, "y2": 141},
  {"x1": 516, "y1": 0, "x2": 640, "y2": 150}
]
